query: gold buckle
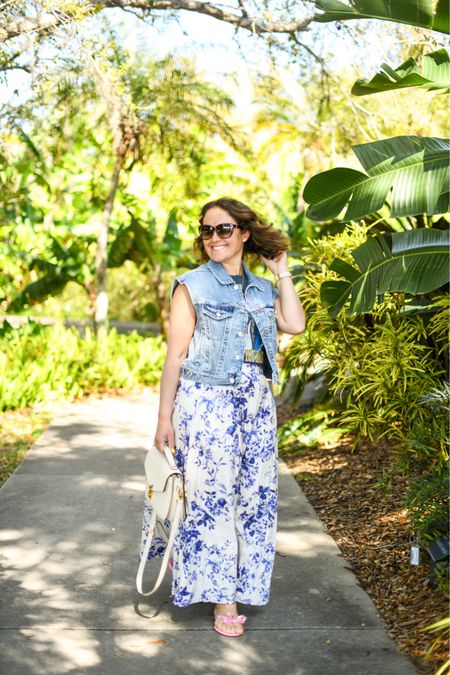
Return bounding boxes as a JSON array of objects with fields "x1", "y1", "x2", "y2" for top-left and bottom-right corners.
[{"x1": 244, "y1": 349, "x2": 264, "y2": 363}]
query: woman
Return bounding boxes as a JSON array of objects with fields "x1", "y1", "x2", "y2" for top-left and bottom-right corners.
[{"x1": 141, "y1": 197, "x2": 305, "y2": 637}]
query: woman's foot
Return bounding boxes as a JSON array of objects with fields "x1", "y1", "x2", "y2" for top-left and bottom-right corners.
[{"x1": 213, "y1": 602, "x2": 247, "y2": 637}]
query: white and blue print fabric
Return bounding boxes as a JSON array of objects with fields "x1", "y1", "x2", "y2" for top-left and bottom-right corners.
[{"x1": 139, "y1": 362, "x2": 278, "y2": 607}]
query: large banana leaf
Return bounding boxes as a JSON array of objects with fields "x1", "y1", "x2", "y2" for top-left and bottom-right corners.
[
  {"x1": 313, "y1": 0, "x2": 449, "y2": 34},
  {"x1": 6, "y1": 236, "x2": 93, "y2": 311},
  {"x1": 109, "y1": 211, "x2": 184, "y2": 271},
  {"x1": 7, "y1": 276, "x2": 69, "y2": 312},
  {"x1": 303, "y1": 136, "x2": 450, "y2": 220},
  {"x1": 161, "y1": 208, "x2": 181, "y2": 254},
  {"x1": 352, "y1": 49, "x2": 450, "y2": 95},
  {"x1": 108, "y1": 219, "x2": 156, "y2": 268},
  {"x1": 320, "y1": 228, "x2": 450, "y2": 316}
]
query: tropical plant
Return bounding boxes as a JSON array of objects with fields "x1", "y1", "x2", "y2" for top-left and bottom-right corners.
[
  {"x1": 351, "y1": 48, "x2": 450, "y2": 95},
  {"x1": 313, "y1": 0, "x2": 449, "y2": 34},
  {"x1": 404, "y1": 467, "x2": 449, "y2": 543},
  {"x1": 108, "y1": 206, "x2": 195, "y2": 336},
  {"x1": 282, "y1": 226, "x2": 448, "y2": 444},
  {"x1": 3, "y1": 52, "x2": 238, "y2": 329},
  {"x1": 83, "y1": 47, "x2": 237, "y2": 335},
  {"x1": 303, "y1": 37, "x2": 449, "y2": 316},
  {"x1": 6, "y1": 234, "x2": 96, "y2": 315},
  {"x1": 319, "y1": 228, "x2": 450, "y2": 316},
  {"x1": 304, "y1": 136, "x2": 450, "y2": 221},
  {"x1": 422, "y1": 616, "x2": 450, "y2": 675}
]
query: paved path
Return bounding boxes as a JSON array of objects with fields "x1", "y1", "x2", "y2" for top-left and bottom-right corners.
[{"x1": 0, "y1": 391, "x2": 418, "y2": 674}]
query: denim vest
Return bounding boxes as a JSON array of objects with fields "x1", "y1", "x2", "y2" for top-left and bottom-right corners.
[{"x1": 171, "y1": 259, "x2": 280, "y2": 386}]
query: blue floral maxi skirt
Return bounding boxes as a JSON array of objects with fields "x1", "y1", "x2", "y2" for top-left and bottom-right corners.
[{"x1": 139, "y1": 362, "x2": 278, "y2": 608}]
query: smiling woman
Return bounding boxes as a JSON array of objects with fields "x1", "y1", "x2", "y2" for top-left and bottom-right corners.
[
  {"x1": 195, "y1": 197, "x2": 291, "y2": 264},
  {"x1": 139, "y1": 196, "x2": 305, "y2": 637}
]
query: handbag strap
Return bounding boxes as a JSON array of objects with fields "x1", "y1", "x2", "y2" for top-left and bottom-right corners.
[{"x1": 136, "y1": 493, "x2": 184, "y2": 596}]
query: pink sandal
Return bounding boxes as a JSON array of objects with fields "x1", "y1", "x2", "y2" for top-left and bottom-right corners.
[
  {"x1": 168, "y1": 558, "x2": 173, "y2": 572},
  {"x1": 213, "y1": 612, "x2": 247, "y2": 637}
]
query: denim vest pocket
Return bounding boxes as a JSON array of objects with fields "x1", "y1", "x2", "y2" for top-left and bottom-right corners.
[
  {"x1": 198, "y1": 302, "x2": 237, "y2": 375},
  {"x1": 202, "y1": 303, "x2": 235, "y2": 321}
]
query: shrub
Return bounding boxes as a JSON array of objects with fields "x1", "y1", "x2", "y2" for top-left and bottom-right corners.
[{"x1": 0, "y1": 320, "x2": 165, "y2": 410}]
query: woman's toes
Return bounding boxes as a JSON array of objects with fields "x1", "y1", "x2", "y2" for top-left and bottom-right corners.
[{"x1": 214, "y1": 614, "x2": 244, "y2": 636}]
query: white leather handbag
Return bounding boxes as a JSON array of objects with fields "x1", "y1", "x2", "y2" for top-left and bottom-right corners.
[{"x1": 136, "y1": 445, "x2": 186, "y2": 596}]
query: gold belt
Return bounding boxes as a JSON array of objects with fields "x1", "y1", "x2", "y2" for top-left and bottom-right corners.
[{"x1": 243, "y1": 349, "x2": 265, "y2": 364}]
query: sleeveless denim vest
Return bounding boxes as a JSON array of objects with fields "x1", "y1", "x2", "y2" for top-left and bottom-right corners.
[{"x1": 170, "y1": 259, "x2": 280, "y2": 386}]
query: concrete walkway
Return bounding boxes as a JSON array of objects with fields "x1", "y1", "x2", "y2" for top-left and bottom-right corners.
[{"x1": 0, "y1": 391, "x2": 418, "y2": 675}]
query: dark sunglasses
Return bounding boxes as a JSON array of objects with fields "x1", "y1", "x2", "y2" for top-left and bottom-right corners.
[{"x1": 198, "y1": 223, "x2": 242, "y2": 240}]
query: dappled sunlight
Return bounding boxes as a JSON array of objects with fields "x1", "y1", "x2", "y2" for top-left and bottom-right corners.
[
  {"x1": 2, "y1": 536, "x2": 48, "y2": 570},
  {"x1": 210, "y1": 641, "x2": 272, "y2": 671},
  {"x1": 80, "y1": 476, "x2": 112, "y2": 488},
  {"x1": 24, "y1": 627, "x2": 101, "y2": 669},
  {"x1": 120, "y1": 479, "x2": 144, "y2": 492},
  {"x1": 376, "y1": 507, "x2": 409, "y2": 525},
  {"x1": 113, "y1": 632, "x2": 166, "y2": 656},
  {"x1": 0, "y1": 528, "x2": 23, "y2": 541},
  {"x1": 276, "y1": 529, "x2": 334, "y2": 558}
]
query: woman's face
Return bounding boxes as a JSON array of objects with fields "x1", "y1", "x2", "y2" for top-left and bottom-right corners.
[{"x1": 201, "y1": 207, "x2": 249, "y2": 266}]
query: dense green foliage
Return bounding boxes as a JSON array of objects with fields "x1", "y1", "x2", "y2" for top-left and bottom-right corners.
[
  {"x1": 290, "y1": 10, "x2": 449, "y2": 583},
  {"x1": 283, "y1": 220, "x2": 449, "y2": 547},
  {"x1": 0, "y1": 321, "x2": 165, "y2": 410}
]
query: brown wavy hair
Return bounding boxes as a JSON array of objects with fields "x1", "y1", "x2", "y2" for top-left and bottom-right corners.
[{"x1": 193, "y1": 197, "x2": 290, "y2": 263}]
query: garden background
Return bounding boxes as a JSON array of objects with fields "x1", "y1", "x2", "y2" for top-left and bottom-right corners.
[{"x1": 0, "y1": 1, "x2": 448, "y2": 672}]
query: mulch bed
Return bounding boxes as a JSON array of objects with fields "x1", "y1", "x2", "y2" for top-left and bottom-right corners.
[{"x1": 276, "y1": 402, "x2": 448, "y2": 674}]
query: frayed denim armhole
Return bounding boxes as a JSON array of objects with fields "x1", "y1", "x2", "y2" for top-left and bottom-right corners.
[
  {"x1": 170, "y1": 276, "x2": 197, "y2": 308},
  {"x1": 170, "y1": 278, "x2": 180, "y2": 303}
]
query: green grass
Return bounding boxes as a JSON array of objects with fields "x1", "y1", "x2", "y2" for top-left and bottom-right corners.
[{"x1": 0, "y1": 406, "x2": 54, "y2": 486}]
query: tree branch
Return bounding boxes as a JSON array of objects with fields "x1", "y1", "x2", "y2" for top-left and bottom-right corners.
[
  {"x1": 0, "y1": 0, "x2": 314, "y2": 43},
  {"x1": 0, "y1": 63, "x2": 31, "y2": 72}
]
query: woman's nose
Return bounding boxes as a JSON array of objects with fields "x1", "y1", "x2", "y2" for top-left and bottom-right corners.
[{"x1": 209, "y1": 229, "x2": 222, "y2": 242}]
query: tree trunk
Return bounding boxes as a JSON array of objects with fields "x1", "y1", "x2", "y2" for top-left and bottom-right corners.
[{"x1": 94, "y1": 151, "x2": 124, "y2": 339}]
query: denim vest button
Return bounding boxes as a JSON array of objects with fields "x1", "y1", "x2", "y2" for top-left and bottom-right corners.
[
  {"x1": 229, "y1": 377, "x2": 235, "y2": 383},
  {"x1": 238, "y1": 331, "x2": 243, "y2": 337},
  {"x1": 233, "y1": 284, "x2": 240, "y2": 290},
  {"x1": 235, "y1": 355, "x2": 240, "y2": 360}
]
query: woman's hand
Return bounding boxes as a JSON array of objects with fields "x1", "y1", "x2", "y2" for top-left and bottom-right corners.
[
  {"x1": 260, "y1": 250, "x2": 289, "y2": 277},
  {"x1": 153, "y1": 418, "x2": 175, "y2": 453}
]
